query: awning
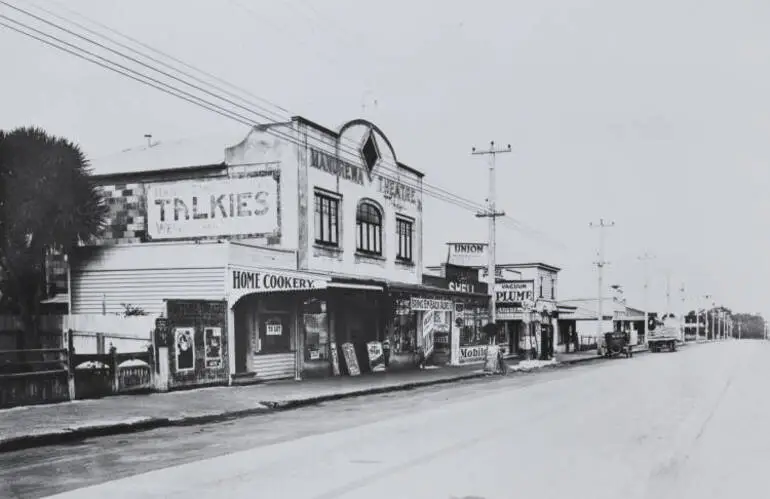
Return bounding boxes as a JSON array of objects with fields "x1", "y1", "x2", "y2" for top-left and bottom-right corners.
[{"x1": 326, "y1": 282, "x2": 383, "y2": 292}]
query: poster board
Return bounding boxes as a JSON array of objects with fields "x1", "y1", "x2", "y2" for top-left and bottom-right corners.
[
  {"x1": 341, "y1": 342, "x2": 360, "y2": 376},
  {"x1": 204, "y1": 327, "x2": 223, "y2": 368},
  {"x1": 174, "y1": 327, "x2": 195, "y2": 372},
  {"x1": 330, "y1": 342, "x2": 341, "y2": 376},
  {"x1": 367, "y1": 341, "x2": 386, "y2": 372},
  {"x1": 484, "y1": 344, "x2": 500, "y2": 373}
]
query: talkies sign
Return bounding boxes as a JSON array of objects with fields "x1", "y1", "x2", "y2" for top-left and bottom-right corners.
[{"x1": 146, "y1": 176, "x2": 279, "y2": 240}]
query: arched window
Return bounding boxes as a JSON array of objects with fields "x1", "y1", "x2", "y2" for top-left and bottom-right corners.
[{"x1": 356, "y1": 201, "x2": 382, "y2": 255}]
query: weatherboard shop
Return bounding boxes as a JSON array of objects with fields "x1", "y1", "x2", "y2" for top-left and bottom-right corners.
[{"x1": 69, "y1": 115, "x2": 427, "y2": 388}]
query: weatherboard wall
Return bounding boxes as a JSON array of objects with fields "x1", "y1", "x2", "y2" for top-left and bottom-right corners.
[{"x1": 70, "y1": 242, "x2": 228, "y2": 315}]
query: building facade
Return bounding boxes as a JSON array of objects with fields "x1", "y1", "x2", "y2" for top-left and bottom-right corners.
[
  {"x1": 426, "y1": 261, "x2": 561, "y2": 361},
  {"x1": 70, "y1": 117, "x2": 438, "y2": 388}
]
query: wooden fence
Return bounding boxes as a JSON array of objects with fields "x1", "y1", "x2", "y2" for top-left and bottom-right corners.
[{"x1": 0, "y1": 329, "x2": 156, "y2": 409}]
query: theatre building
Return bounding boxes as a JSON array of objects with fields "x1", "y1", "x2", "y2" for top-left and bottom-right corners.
[{"x1": 69, "y1": 116, "x2": 437, "y2": 388}]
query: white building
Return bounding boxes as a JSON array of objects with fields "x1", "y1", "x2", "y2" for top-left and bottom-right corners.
[{"x1": 70, "y1": 117, "x2": 431, "y2": 387}]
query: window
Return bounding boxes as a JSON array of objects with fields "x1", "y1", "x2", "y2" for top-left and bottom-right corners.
[
  {"x1": 396, "y1": 217, "x2": 413, "y2": 262},
  {"x1": 356, "y1": 201, "x2": 382, "y2": 255},
  {"x1": 539, "y1": 276, "x2": 544, "y2": 298},
  {"x1": 314, "y1": 191, "x2": 339, "y2": 246},
  {"x1": 551, "y1": 277, "x2": 556, "y2": 300}
]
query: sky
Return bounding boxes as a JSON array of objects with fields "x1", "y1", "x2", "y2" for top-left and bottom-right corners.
[{"x1": 2, "y1": 0, "x2": 769, "y2": 318}]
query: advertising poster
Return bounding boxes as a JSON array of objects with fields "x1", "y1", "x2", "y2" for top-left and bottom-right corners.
[
  {"x1": 330, "y1": 342, "x2": 341, "y2": 376},
  {"x1": 174, "y1": 327, "x2": 195, "y2": 372},
  {"x1": 204, "y1": 327, "x2": 222, "y2": 368},
  {"x1": 341, "y1": 342, "x2": 360, "y2": 376},
  {"x1": 367, "y1": 341, "x2": 386, "y2": 372},
  {"x1": 422, "y1": 311, "x2": 435, "y2": 358},
  {"x1": 484, "y1": 344, "x2": 500, "y2": 373}
]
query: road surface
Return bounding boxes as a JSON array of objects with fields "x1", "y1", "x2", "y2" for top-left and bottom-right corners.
[{"x1": 2, "y1": 341, "x2": 766, "y2": 499}]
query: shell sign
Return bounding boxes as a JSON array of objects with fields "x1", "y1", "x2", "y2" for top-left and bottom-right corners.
[{"x1": 146, "y1": 175, "x2": 279, "y2": 240}]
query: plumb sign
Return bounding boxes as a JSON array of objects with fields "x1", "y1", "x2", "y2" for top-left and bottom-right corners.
[
  {"x1": 495, "y1": 280, "x2": 535, "y2": 305},
  {"x1": 146, "y1": 176, "x2": 279, "y2": 240}
]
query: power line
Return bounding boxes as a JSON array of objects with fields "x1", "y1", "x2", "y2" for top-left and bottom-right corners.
[{"x1": 1, "y1": 2, "x2": 567, "y2": 250}]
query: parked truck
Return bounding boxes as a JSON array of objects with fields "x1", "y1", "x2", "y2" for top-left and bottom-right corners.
[{"x1": 648, "y1": 316, "x2": 683, "y2": 352}]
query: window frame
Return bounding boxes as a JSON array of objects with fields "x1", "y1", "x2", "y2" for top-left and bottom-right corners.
[
  {"x1": 396, "y1": 215, "x2": 414, "y2": 263},
  {"x1": 314, "y1": 190, "x2": 341, "y2": 247},
  {"x1": 355, "y1": 200, "x2": 383, "y2": 256}
]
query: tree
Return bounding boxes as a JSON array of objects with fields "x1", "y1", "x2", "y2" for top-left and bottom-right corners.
[{"x1": 0, "y1": 127, "x2": 107, "y2": 350}]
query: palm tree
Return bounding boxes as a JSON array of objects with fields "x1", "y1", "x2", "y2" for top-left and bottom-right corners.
[{"x1": 0, "y1": 127, "x2": 107, "y2": 351}]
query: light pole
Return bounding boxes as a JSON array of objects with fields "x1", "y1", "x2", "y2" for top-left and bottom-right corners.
[{"x1": 639, "y1": 253, "x2": 655, "y2": 348}]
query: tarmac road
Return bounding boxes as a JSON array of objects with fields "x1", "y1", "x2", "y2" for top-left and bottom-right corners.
[{"x1": 3, "y1": 341, "x2": 763, "y2": 499}]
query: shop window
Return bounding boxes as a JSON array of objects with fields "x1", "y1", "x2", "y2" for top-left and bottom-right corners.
[
  {"x1": 258, "y1": 313, "x2": 291, "y2": 354},
  {"x1": 459, "y1": 307, "x2": 488, "y2": 347},
  {"x1": 391, "y1": 309, "x2": 417, "y2": 354},
  {"x1": 396, "y1": 216, "x2": 413, "y2": 262},
  {"x1": 315, "y1": 191, "x2": 339, "y2": 246},
  {"x1": 302, "y1": 298, "x2": 329, "y2": 362},
  {"x1": 356, "y1": 201, "x2": 382, "y2": 255}
]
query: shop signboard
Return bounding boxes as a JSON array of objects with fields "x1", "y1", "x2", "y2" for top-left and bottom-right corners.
[
  {"x1": 459, "y1": 345, "x2": 488, "y2": 364},
  {"x1": 443, "y1": 263, "x2": 488, "y2": 295},
  {"x1": 341, "y1": 342, "x2": 360, "y2": 376},
  {"x1": 496, "y1": 280, "x2": 535, "y2": 307},
  {"x1": 330, "y1": 342, "x2": 341, "y2": 376},
  {"x1": 367, "y1": 341, "x2": 386, "y2": 372},
  {"x1": 229, "y1": 267, "x2": 329, "y2": 306},
  {"x1": 483, "y1": 344, "x2": 500, "y2": 373},
  {"x1": 446, "y1": 242, "x2": 488, "y2": 268},
  {"x1": 146, "y1": 175, "x2": 279, "y2": 240},
  {"x1": 410, "y1": 297, "x2": 453, "y2": 312}
]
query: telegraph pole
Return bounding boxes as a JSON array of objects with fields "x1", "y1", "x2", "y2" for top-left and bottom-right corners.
[
  {"x1": 639, "y1": 252, "x2": 656, "y2": 347},
  {"x1": 473, "y1": 141, "x2": 511, "y2": 330},
  {"x1": 680, "y1": 283, "x2": 686, "y2": 341},
  {"x1": 590, "y1": 219, "x2": 615, "y2": 351},
  {"x1": 703, "y1": 294, "x2": 712, "y2": 340}
]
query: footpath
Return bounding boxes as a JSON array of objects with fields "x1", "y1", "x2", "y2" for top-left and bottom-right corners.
[{"x1": 0, "y1": 346, "x2": 646, "y2": 453}]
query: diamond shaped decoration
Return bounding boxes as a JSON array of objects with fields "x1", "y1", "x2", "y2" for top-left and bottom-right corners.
[{"x1": 360, "y1": 130, "x2": 380, "y2": 175}]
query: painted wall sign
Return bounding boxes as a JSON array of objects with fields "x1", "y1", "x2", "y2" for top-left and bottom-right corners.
[
  {"x1": 376, "y1": 175, "x2": 418, "y2": 205},
  {"x1": 410, "y1": 297, "x2": 453, "y2": 312},
  {"x1": 174, "y1": 327, "x2": 195, "y2": 372},
  {"x1": 204, "y1": 327, "x2": 222, "y2": 368},
  {"x1": 146, "y1": 176, "x2": 279, "y2": 240},
  {"x1": 309, "y1": 148, "x2": 365, "y2": 185},
  {"x1": 495, "y1": 280, "x2": 535, "y2": 305}
]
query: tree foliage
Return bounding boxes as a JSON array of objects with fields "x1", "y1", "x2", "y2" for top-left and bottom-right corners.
[{"x1": 0, "y1": 127, "x2": 107, "y2": 347}]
